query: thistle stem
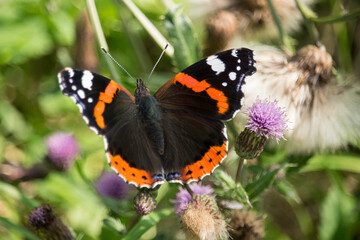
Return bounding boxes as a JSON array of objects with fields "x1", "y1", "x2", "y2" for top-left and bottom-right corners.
[
  {"x1": 86, "y1": 0, "x2": 121, "y2": 82},
  {"x1": 184, "y1": 184, "x2": 194, "y2": 197},
  {"x1": 266, "y1": 0, "x2": 294, "y2": 53},
  {"x1": 235, "y1": 158, "x2": 245, "y2": 183},
  {"x1": 121, "y1": 0, "x2": 174, "y2": 57},
  {"x1": 294, "y1": 0, "x2": 320, "y2": 45},
  {"x1": 311, "y1": 8, "x2": 360, "y2": 24}
]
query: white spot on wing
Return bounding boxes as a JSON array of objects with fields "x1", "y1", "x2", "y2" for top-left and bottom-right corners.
[
  {"x1": 231, "y1": 49, "x2": 238, "y2": 57},
  {"x1": 229, "y1": 72, "x2": 236, "y2": 81},
  {"x1": 222, "y1": 82, "x2": 228, "y2": 87},
  {"x1": 71, "y1": 85, "x2": 77, "y2": 91},
  {"x1": 77, "y1": 89, "x2": 85, "y2": 99},
  {"x1": 237, "y1": 66, "x2": 241, "y2": 71},
  {"x1": 238, "y1": 59, "x2": 241, "y2": 63},
  {"x1": 206, "y1": 55, "x2": 225, "y2": 75},
  {"x1": 68, "y1": 68, "x2": 74, "y2": 78},
  {"x1": 82, "y1": 71, "x2": 93, "y2": 90},
  {"x1": 88, "y1": 97, "x2": 93, "y2": 103}
]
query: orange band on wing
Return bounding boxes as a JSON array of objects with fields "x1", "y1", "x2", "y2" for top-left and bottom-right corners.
[
  {"x1": 94, "y1": 80, "x2": 120, "y2": 129},
  {"x1": 178, "y1": 141, "x2": 228, "y2": 183},
  {"x1": 174, "y1": 73, "x2": 229, "y2": 114},
  {"x1": 107, "y1": 152, "x2": 159, "y2": 187}
]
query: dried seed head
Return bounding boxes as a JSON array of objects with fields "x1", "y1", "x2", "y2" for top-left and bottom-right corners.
[
  {"x1": 229, "y1": 210, "x2": 265, "y2": 240},
  {"x1": 204, "y1": 10, "x2": 238, "y2": 55},
  {"x1": 172, "y1": 183, "x2": 215, "y2": 218},
  {"x1": 291, "y1": 45, "x2": 333, "y2": 85},
  {"x1": 181, "y1": 195, "x2": 228, "y2": 240}
]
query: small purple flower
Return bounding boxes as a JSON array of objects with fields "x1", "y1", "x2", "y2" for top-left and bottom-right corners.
[
  {"x1": 27, "y1": 204, "x2": 55, "y2": 229},
  {"x1": 46, "y1": 132, "x2": 79, "y2": 171},
  {"x1": 133, "y1": 191, "x2": 157, "y2": 216},
  {"x1": 95, "y1": 172, "x2": 128, "y2": 200},
  {"x1": 245, "y1": 99, "x2": 287, "y2": 142},
  {"x1": 171, "y1": 183, "x2": 215, "y2": 217},
  {"x1": 27, "y1": 204, "x2": 74, "y2": 240}
]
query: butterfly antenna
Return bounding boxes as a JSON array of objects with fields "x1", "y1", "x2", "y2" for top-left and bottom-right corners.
[
  {"x1": 146, "y1": 44, "x2": 168, "y2": 83},
  {"x1": 101, "y1": 47, "x2": 136, "y2": 82}
]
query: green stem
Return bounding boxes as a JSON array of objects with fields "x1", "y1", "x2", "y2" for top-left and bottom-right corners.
[
  {"x1": 184, "y1": 184, "x2": 194, "y2": 197},
  {"x1": 294, "y1": 0, "x2": 320, "y2": 45},
  {"x1": 86, "y1": 0, "x2": 121, "y2": 82},
  {"x1": 235, "y1": 158, "x2": 245, "y2": 183},
  {"x1": 311, "y1": 8, "x2": 360, "y2": 24},
  {"x1": 121, "y1": 0, "x2": 174, "y2": 57},
  {"x1": 266, "y1": 0, "x2": 295, "y2": 53}
]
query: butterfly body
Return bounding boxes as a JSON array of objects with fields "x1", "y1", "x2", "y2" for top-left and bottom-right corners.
[
  {"x1": 136, "y1": 84, "x2": 165, "y2": 155},
  {"x1": 58, "y1": 48, "x2": 256, "y2": 188}
]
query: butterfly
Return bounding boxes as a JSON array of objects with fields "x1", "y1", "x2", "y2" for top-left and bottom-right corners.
[{"x1": 58, "y1": 48, "x2": 256, "y2": 188}]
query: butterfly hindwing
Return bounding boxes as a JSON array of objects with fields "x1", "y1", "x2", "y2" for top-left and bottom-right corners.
[{"x1": 160, "y1": 109, "x2": 228, "y2": 184}]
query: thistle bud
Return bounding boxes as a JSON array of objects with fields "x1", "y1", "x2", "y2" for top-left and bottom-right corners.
[
  {"x1": 27, "y1": 204, "x2": 74, "y2": 240},
  {"x1": 133, "y1": 191, "x2": 156, "y2": 216}
]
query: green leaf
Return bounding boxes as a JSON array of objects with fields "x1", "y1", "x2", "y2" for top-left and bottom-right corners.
[
  {"x1": 213, "y1": 170, "x2": 251, "y2": 206},
  {"x1": 0, "y1": 100, "x2": 32, "y2": 141},
  {"x1": 0, "y1": 182, "x2": 39, "y2": 208},
  {"x1": 49, "y1": 11, "x2": 75, "y2": 46},
  {"x1": 319, "y1": 186, "x2": 356, "y2": 240},
  {"x1": 103, "y1": 217, "x2": 125, "y2": 235},
  {"x1": 0, "y1": 216, "x2": 41, "y2": 240},
  {"x1": 300, "y1": 154, "x2": 360, "y2": 173},
  {"x1": 0, "y1": 17, "x2": 53, "y2": 64},
  {"x1": 245, "y1": 165, "x2": 285, "y2": 200},
  {"x1": 164, "y1": 6, "x2": 201, "y2": 71},
  {"x1": 123, "y1": 208, "x2": 172, "y2": 240},
  {"x1": 275, "y1": 180, "x2": 301, "y2": 203}
]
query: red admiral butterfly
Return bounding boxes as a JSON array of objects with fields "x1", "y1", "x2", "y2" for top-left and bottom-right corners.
[{"x1": 58, "y1": 48, "x2": 256, "y2": 188}]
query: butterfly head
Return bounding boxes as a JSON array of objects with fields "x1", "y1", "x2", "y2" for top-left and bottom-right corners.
[{"x1": 135, "y1": 79, "x2": 151, "y2": 102}]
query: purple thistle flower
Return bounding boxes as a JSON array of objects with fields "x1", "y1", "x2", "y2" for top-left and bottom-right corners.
[
  {"x1": 245, "y1": 98, "x2": 287, "y2": 142},
  {"x1": 236, "y1": 99, "x2": 288, "y2": 159},
  {"x1": 171, "y1": 183, "x2": 215, "y2": 217},
  {"x1": 46, "y1": 132, "x2": 79, "y2": 171},
  {"x1": 95, "y1": 172, "x2": 128, "y2": 200}
]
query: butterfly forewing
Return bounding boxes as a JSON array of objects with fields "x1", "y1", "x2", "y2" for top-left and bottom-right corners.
[
  {"x1": 155, "y1": 48, "x2": 256, "y2": 120},
  {"x1": 58, "y1": 68, "x2": 164, "y2": 188}
]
